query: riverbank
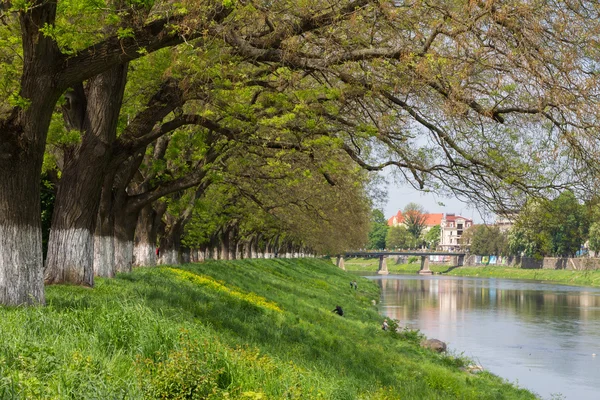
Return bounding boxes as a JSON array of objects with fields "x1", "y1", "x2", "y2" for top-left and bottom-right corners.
[
  {"x1": 0, "y1": 258, "x2": 535, "y2": 399},
  {"x1": 347, "y1": 256, "x2": 600, "y2": 287},
  {"x1": 445, "y1": 266, "x2": 600, "y2": 287}
]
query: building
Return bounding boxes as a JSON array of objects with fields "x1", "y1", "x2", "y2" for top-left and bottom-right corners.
[
  {"x1": 439, "y1": 213, "x2": 473, "y2": 251},
  {"x1": 387, "y1": 210, "x2": 444, "y2": 232}
]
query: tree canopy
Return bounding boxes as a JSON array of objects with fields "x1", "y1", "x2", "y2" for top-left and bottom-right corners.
[
  {"x1": 4, "y1": 0, "x2": 600, "y2": 304},
  {"x1": 367, "y1": 209, "x2": 388, "y2": 250},
  {"x1": 509, "y1": 191, "x2": 588, "y2": 257}
]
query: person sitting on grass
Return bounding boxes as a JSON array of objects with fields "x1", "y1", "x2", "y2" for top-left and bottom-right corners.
[
  {"x1": 382, "y1": 319, "x2": 389, "y2": 331},
  {"x1": 332, "y1": 305, "x2": 344, "y2": 316}
]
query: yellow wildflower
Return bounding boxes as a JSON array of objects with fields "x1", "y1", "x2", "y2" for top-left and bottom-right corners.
[{"x1": 164, "y1": 268, "x2": 282, "y2": 312}]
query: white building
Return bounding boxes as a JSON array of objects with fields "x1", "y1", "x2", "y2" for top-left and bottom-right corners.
[{"x1": 439, "y1": 214, "x2": 473, "y2": 251}]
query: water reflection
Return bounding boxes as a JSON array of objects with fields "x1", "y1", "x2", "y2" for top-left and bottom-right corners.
[{"x1": 371, "y1": 275, "x2": 600, "y2": 400}]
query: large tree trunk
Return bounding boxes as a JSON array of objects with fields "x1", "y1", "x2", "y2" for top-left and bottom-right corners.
[
  {"x1": 0, "y1": 3, "x2": 62, "y2": 305},
  {"x1": 245, "y1": 239, "x2": 252, "y2": 259},
  {"x1": 113, "y1": 204, "x2": 140, "y2": 274},
  {"x1": 133, "y1": 204, "x2": 157, "y2": 267},
  {"x1": 0, "y1": 157, "x2": 46, "y2": 305},
  {"x1": 158, "y1": 218, "x2": 185, "y2": 265},
  {"x1": 45, "y1": 64, "x2": 128, "y2": 285},
  {"x1": 220, "y1": 227, "x2": 231, "y2": 261},
  {"x1": 181, "y1": 248, "x2": 191, "y2": 264},
  {"x1": 133, "y1": 202, "x2": 166, "y2": 267},
  {"x1": 93, "y1": 173, "x2": 116, "y2": 277}
]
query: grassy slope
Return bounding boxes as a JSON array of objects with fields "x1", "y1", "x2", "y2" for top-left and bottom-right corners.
[{"x1": 0, "y1": 259, "x2": 535, "y2": 399}]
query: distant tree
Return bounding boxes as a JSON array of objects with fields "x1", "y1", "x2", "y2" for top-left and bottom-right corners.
[
  {"x1": 403, "y1": 203, "x2": 427, "y2": 242},
  {"x1": 469, "y1": 226, "x2": 508, "y2": 256},
  {"x1": 367, "y1": 209, "x2": 388, "y2": 250},
  {"x1": 424, "y1": 225, "x2": 441, "y2": 249},
  {"x1": 589, "y1": 223, "x2": 600, "y2": 253},
  {"x1": 386, "y1": 226, "x2": 416, "y2": 249},
  {"x1": 508, "y1": 191, "x2": 588, "y2": 257},
  {"x1": 460, "y1": 225, "x2": 476, "y2": 250},
  {"x1": 549, "y1": 191, "x2": 588, "y2": 256}
]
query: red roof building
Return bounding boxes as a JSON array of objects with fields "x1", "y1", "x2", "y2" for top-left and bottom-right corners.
[{"x1": 387, "y1": 211, "x2": 444, "y2": 228}]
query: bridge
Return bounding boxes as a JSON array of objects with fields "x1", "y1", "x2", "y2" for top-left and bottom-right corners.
[{"x1": 335, "y1": 251, "x2": 467, "y2": 275}]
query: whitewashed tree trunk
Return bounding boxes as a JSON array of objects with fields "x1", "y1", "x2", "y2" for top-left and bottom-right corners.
[
  {"x1": 181, "y1": 248, "x2": 191, "y2": 264},
  {"x1": 114, "y1": 239, "x2": 134, "y2": 273},
  {"x1": 221, "y1": 236, "x2": 230, "y2": 260},
  {"x1": 45, "y1": 229, "x2": 94, "y2": 285},
  {"x1": 244, "y1": 241, "x2": 251, "y2": 259},
  {"x1": 133, "y1": 203, "x2": 159, "y2": 267},
  {"x1": 133, "y1": 242, "x2": 156, "y2": 267},
  {"x1": 0, "y1": 225, "x2": 44, "y2": 305},
  {"x1": 45, "y1": 65, "x2": 128, "y2": 286},
  {"x1": 93, "y1": 235, "x2": 115, "y2": 278},
  {"x1": 235, "y1": 242, "x2": 241, "y2": 260}
]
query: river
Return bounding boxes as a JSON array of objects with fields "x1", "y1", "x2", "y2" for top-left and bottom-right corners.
[{"x1": 366, "y1": 274, "x2": 600, "y2": 400}]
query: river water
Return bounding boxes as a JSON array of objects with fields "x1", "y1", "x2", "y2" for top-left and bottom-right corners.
[{"x1": 367, "y1": 274, "x2": 600, "y2": 400}]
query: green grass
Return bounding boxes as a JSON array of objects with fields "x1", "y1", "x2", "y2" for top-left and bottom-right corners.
[
  {"x1": 343, "y1": 257, "x2": 452, "y2": 274},
  {"x1": 0, "y1": 259, "x2": 535, "y2": 399},
  {"x1": 445, "y1": 266, "x2": 600, "y2": 287}
]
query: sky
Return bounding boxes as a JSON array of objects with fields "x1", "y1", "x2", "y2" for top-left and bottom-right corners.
[{"x1": 383, "y1": 181, "x2": 492, "y2": 224}]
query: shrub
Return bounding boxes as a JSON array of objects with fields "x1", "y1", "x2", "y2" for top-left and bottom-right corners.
[
  {"x1": 138, "y1": 332, "x2": 230, "y2": 399},
  {"x1": 408, "y1": 256, "x2": 419, "y2": 264}
]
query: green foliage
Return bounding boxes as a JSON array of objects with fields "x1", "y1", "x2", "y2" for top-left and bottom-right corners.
[
  {"x1": 509, "y1": 191, "x2": 588, "y2": 257},
  {"x1": 407, "y1": 256, "x2": 419, "y2": 264},
  {"x1": 424, "y1": 225, "x2": 441, "y2": 249},
  {"x1": 140, "y1": 334, "x2": 227, "y2": 399},
  {"x1": 0, "y1": 16, "x2": 22, "y2": 115},
  {"x1": 386, "y1": 226, "x2": 415, "y2": 249},
  {"x1": 468, "y1": 225, "x2": 508, "y2": 256},
  {"x1": 367, "y1": 209, "x2": 388, "y2": 249},
  {"x1": 403, "y1": 203, "x2": 427, "y2": 243},
  {"x1": 589, "y1": 222, "x2": 600, "y2": 252},
  {"x1": 40, "y1": 176, "x2": 55, "y2": 260},
  {"x1": 386, "y1": 320, "x2": 425, "y2": 345}
]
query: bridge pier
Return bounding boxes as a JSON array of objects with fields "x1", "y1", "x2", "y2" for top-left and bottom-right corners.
[
  {"x1": 336, "y1": 256, "x2": 346, "y2": 270},
  {"x1": 419, "y1": 255, "x2": 432, "y2": 275},
  {"x1": 377, "y1": 255, "x2": 389, "y2": 275}
]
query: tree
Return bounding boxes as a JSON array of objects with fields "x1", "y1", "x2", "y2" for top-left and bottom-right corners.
[
  {"x1": 469, "y1": 226, "x2": 508, "y2": 256},
  {"x1": 367, "y1": 210, "x2": 388, "y2": 250},
  {"x1": 0, "y1": 0, "x2": 231, "y2": 304},
  {"x1": 589, "y1": 223, "x2": 600, "y2": 254},
  {"x1": 386, "y1": 226, "x2": 415, "y2": 249},
  {"x1": 508, "y1": 191, "x2": 588, "y2": 257},
  {"x1": 403, "y1": 203, "x2": 427, "y2": 243},
  {"x1": 4, "y1": 0, "x2": 599, "y2": 305},
  {"x1": 424, "y1": 225, "x2": 441, "y2": 249}
]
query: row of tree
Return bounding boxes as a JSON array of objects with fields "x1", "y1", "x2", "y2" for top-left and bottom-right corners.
[{"x1": 3, "y1": 0, "x2": 600, "y2": 305}]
